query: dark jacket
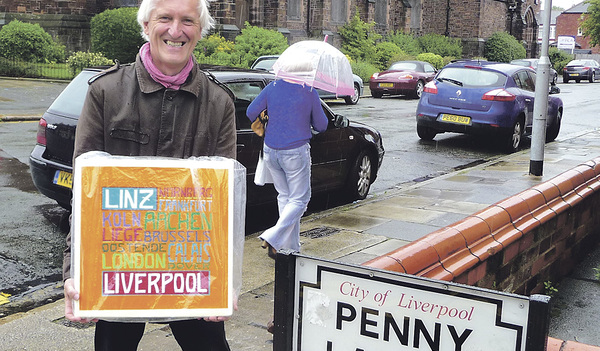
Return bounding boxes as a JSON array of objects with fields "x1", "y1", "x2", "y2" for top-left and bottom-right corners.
[{"x1": 63, "y1": 56, "x2": 237, "y2": 280}]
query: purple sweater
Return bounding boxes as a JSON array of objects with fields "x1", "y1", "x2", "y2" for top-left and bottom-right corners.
[{"x1": 246, "y1": 80, "x2": 328, "y2": 150}]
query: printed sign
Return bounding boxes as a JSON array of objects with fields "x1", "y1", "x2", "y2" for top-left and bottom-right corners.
[
  {"x1": 557, "y1": 36, "x2": 576, "y2": 50},
  {"x1": 72, "y1": 155, "x2": 234, "y2": 319},
  {"x1": 287, "y1": 256, "x2": 533, "y2": 351}
]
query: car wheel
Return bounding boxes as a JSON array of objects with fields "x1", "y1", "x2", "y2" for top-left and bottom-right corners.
[
  {"x1": 414, "y1": 80, "x2": 425, "y2": 99},
  {"x1": 346, "y1": 150, "x2": 372, "y2": 200},
  {"x1": 417, "y1": 125, "x2": 437, "y2": 140},
  {"x1": 564, "y1": 76, "x2": 569, "y2": 83},
  {"x1": 546, "y1": 109, "x2": 562, "y2": 142},
  {"x1": 372, "y1": 91, "x2": 383, "y2": 98},
  {"x1": 589, "y1": 72, "x2": 595, "y2": 83},
  {"x1": 505, "y1": 119, "x2": 524, "y2": 153},
  {"x1": 344, "y1": 83, "x2": 360, "y2": 105}
]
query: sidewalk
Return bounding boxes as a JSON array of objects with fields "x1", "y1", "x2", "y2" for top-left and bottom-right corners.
[{"x1": 0, "y1": 127, "x2": 599, "y2": 350}]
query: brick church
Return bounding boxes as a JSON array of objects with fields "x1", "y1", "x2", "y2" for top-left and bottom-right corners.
[{"x1": 0, "y1": 0, "x2": 540, "y2": 58}]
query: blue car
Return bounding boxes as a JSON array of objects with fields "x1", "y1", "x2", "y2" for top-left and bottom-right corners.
[{"x1": 416, "y1": 60, "x2": 563, "y2": 153}]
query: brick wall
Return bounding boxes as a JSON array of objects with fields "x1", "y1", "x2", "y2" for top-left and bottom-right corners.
[
  {"x1": 556, "y1": 12, "x2": 600, "y2": 54},
  {"x1": 364, "y1": 157, "x2": 600, "y2": 297}
]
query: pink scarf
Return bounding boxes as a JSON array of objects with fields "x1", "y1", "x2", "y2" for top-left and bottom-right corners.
[{"x1": 139, "y1": 42, "x2": 193, "y2": 90}]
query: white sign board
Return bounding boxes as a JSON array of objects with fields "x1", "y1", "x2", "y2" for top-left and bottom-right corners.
[
  {"x1": 289, "y1": 256, "x2": 532, "y2": 351},
  {"x1": 557, "y1": 36, "x2": 576, "y2": 50}
]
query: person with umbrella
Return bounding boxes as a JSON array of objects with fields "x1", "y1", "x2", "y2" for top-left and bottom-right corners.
[{"x1": 246, "y1": 55, "x2": 329, "y2": 258}]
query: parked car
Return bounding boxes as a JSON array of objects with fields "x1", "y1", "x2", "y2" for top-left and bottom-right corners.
[
  {"x1": 416, "y1": 60, "x2": 563, "y2": 153},
  {"x1": 562, "y1": 59, "x2": 600, "y2": 83},
  {"x1": 29, "y1": 65, "x2": 384, "y2": 212},
  {"x1": 250, "y1": 55, "x2": 364, "y2": 105},
  {"x1": 510, "y1": 58, "x2": 558, "y2": 85},
  {"x1": 369, "y1": 60, "x2": 437, "y2": 99}
]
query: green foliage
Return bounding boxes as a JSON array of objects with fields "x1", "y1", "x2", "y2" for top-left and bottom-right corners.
[
  {"x1": 67, "y1": 51, "x2": 114, "y2": 76},
  {"x1": 593, "y1": 266, "x2": 600, "y2": 281},
  {"x1": 350, "y1": 59, "x2": 379, "y2": 83},
  {"x1": 548, "y1": 47, "x2": 573, "y2": 72},
  {"x1": 338, "y1": 11, "x2": 381, "y2": 62},
  {"x1": 229, "y1": 23, "x2": 288, "y2": 68},
  {"x1": 484, "y1": 32, "x2": 526, "y2": 62},
  {"x1": 386, "y1": 31, "x2": 421, "y2": 56},
  {"x1": 544, "y1": 281, "x2": 558, "y2": 297},
  {"x1": 582, "y1": 0, "x2": 600, "y2": 48},
  {"x1": 0, "y1": 57, "x2": 39, "y2": 77},
  {"x1": 389, "y1": 52, "x2": 418, "y2": 64},
  {"x1": 373, "y1": 42, "x2": 405, "y2": 70},
  {"x1": 417, "y1": 33, "x2": 462, "y2": 58},
  {"x1": 90, "y1": 7, "x2": 145, "y2": 64},
  {"x1": 0, "y1": 20, "x2": 65, "y2": 63},
  {"x1": 194, "y1": 34, "x2": 237, "y2": 66},
  {"x1": 416, "y1": 53, "x2": 444, "y2": 69}
]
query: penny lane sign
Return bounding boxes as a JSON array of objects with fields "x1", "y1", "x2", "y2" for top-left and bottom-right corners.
[{"x1": 272, "y1": 253, "x2": 551, "y2": 351}]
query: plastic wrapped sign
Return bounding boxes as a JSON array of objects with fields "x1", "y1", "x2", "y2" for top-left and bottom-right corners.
[{"x1": 72, "y1": 152, "x2": 244, "y2": 320}]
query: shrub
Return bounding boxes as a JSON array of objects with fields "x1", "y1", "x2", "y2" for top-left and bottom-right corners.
[
  {"x1": 386, "y1": 31, "x2": 421, "y2": 56},
  {"x1": 338, "y1": 11, "x2": 381, "y2": 63},
  {"x1": 67, "y1": 51, "x2": 114, "y2": 76},
  {"x1": 417, "y1": 33, "x2": 462, "y2": 58},
  {"x1": 416, "y1": 53, "x2": 444, "y2": 69},
  {"x1": 350, "y1": 59, "x2": 380, "y2": 83},
  {"x1": 229, "y1": 23, "x2": 288, "y2": 68},
  {"x1": 484, "y1": 32, "x2": 526, "y2": 62},
  {"x1": 0, "y1": 20, "x2": 66, "y2": 63},
  {"x1": 548, "y1": 47, "x2": 573, "y2": 72},
  {"x1": 90, "y1": 8, "x2": 145, "y2": 64},
  {"x1": 194, "y1": 34, "x2": 237, "y2": 66},
  {"x1": 0, "y1": 57, "x2": 40, "y2": 77},
  {"x1": 373, "y1": 42, "x2": 404, "y2": 70}
]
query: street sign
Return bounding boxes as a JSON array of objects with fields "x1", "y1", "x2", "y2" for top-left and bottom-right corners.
[
  {"x1": 557, "y1": 36, "x2": 576, "y2": 51},
  {"x1": 273, "y1": 254, "x2": 551, "y2": 351}
]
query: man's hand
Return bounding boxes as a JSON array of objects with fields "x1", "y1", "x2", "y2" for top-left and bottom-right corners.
[
  {"x1": 201, "y1": 294, "x2": 238, "y2": 322},
  {"x1": 64, "y1": 278, "x2": 97, "y2": 323}
]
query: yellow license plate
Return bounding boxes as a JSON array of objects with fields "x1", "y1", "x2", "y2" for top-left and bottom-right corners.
[
  {"x1": 440, "y1": 114, "x2": 471, "y2": 125},
  {"x1": 378, "y1": 83, "x2": 393, "y2": 88},
  {"x1": 571, "y1": 73, "x2": 579, "y2": 76},
  {"x1": 53, "y1": 170, "x2": 72, "y2": 189}
]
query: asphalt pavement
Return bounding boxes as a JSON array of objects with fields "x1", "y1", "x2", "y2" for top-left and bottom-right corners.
[{"x1": 0, "y1": 78, "x2": 599, "y2": 350}]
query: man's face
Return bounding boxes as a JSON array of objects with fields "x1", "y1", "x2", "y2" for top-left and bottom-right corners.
[{"x1": 143, "y1": 0, "x2": 202, "y2": 75}]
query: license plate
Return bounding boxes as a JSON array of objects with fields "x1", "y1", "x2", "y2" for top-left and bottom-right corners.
[
  {"x1": 378, "y1": 83, "x2": 393, "y2": 88},
  {"x1": 440, "y1": 114, "x2": 471, "y2": 125},
  {"x1": 53, "y1": 170, "x2": 72, "y2": 189},
  {"x1": 571, "y1": 73, "x2": 579, "y2": 76}
]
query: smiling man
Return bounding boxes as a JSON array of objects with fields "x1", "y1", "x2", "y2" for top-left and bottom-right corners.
[{"x1": 62, "y1": 0, "x2": 237, "y2": 349}]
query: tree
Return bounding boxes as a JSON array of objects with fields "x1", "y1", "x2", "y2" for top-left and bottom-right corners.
[
  {"x1": 91, "y1": 7, "x2": 145, "y2": 64},
  {"x1": 581, "y1": 0, "x2": 600, "y2": 48},
  {"x1": 0, "y1": 20, "x2": 65, "y2": 63},
  {"x1": 338, "y1": 11, "x2": 381, "y2": 63}
]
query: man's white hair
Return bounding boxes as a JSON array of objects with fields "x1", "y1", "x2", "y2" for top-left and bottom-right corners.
[{"x1": 137, "y1": 0, "x2": 215, "y2": 41}]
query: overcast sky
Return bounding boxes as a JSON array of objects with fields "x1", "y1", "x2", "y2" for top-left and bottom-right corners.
[{"x1": 541, "y1": 0, "x2": 584, "y2": 10}]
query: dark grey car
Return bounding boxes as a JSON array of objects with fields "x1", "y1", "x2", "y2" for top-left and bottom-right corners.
[{"x1": 562, "y1": 59, "x2": 600, "y2": 83}]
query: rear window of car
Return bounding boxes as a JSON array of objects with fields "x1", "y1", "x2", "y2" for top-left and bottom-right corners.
[
  {"x1": 47, "y1": 70, "x2": 95, "y2": 118},
  {"x1": 253, "y1": 59, "x2": 276, "y2": 71},
  {"x1": 437, "y1": 67, "x2": 507, "y2": 87},
  {"x1": 567, "y1": 60, "x2": 585, "y2": 66},
  {"x1": 389, "y1": 62, "x2": 419, "y2": 71}
]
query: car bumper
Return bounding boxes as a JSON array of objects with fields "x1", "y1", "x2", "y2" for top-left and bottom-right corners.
[
  {"x1": 29, "y1": 146, "x2": 73, "y2": 210},
  {"x1": 416, "y1": 113, "x2": 512, "y2": 135}
]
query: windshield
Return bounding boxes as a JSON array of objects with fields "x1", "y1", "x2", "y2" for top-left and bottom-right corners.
[
  {"x1": 437, "y1": 67, "x2": 507, "y2": 87},
  {"x1": 567, "y1": 60, "x2": 585, "y2": 66}
]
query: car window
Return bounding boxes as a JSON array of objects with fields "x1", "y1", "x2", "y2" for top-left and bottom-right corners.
[
  {"x1": 514, "y1": 70, "x2": 535, "y2": 91},
  {"x1": 253, "y1": 59, "x2": 276, "y2": 71},
  {"x1": 389, "y1": 62, "x2": 418, "y2": 71},
  {"x1": 437, "y1": 67, "x2": 507, "y2": 87},
  {"x1": 226, "y1": 82, "x2": 263, "y2": 102},
  {"x1": 47, "y1": 70, "x2": 95, "y2": 117},
  {"x1": 424, "y1": 63, "x2": 436, "y2": 73},
  {"x1": 567, "y1": 60, "x2": 584, "y2": 66}
]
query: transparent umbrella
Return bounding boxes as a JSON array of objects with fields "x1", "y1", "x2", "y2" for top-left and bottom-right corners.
[{"x1": 272, "y1": 40, "x2": 354, "y2": 97}]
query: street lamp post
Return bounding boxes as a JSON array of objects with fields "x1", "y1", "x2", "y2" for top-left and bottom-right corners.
[{"x1": 529, "y1": 0, "x2": 553, "y2": 176}]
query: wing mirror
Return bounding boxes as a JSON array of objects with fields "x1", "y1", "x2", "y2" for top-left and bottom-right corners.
[
  {"x1": 549, "y1": 85, "x2": 560, "y2": 95},
  {"x1": 333, "y1": 114, "x2": 349, "y2": 128}
]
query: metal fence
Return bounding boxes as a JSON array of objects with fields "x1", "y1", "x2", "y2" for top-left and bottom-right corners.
[{"x1": 0, "y1": 57, "x2": 75, "y2": 80}]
